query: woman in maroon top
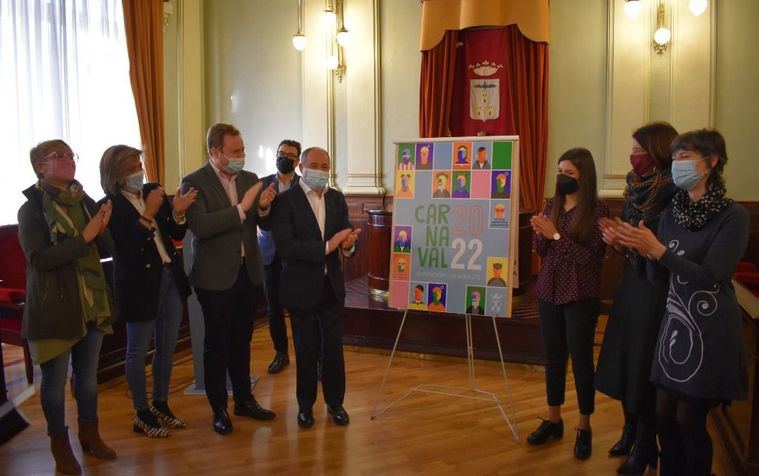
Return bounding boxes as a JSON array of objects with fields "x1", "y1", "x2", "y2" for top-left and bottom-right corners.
[{"x1": 527, "y1": 147, "x2": 609, "y2": 460}]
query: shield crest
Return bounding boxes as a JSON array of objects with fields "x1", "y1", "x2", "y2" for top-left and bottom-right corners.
[{"x1": 470, "y1": 78, "x2": 500, "y2": 121}]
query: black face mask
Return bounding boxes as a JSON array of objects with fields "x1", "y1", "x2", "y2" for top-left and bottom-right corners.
[
  {"x1": 556, "y1": 174, "x2": 579, "y2": 195},
  {"x1": 276, "y1": 155, "x2": 295, "y2": 174}
]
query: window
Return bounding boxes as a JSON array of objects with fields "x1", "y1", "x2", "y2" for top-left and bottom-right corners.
[{"x1": 0, "y1": 0, "x2": 141, "y2": 224}]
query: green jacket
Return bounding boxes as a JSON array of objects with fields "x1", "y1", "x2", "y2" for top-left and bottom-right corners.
[{"x1": 17, "y1": 184, "x2": 116, "y2": 340}]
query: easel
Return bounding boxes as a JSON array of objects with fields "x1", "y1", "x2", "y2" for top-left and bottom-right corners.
[{"x1": 371, "y1": 309, "x2": 520, "y2": 442}]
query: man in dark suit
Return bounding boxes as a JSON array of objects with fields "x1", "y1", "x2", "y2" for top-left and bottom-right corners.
[
  {"x1": 271, "y1": 147, "x2": 361, "y2": 428},
  {"x1": 257, "y1": 139, "x2": 301, "y2": 374},
  {"x1": 180, "y1": 123, "x2": 277, "y2": 435}
]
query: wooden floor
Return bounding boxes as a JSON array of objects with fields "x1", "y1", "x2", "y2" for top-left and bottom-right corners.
[{"x1": 0, "y1": 322, "x2": 735, "y2": 475}]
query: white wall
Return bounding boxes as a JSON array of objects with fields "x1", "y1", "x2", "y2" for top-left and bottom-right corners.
[{"x1": 204, "y1": 0, "x2": 303, "y2": 177}]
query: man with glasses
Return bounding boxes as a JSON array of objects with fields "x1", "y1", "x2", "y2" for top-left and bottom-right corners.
[
  {"x1": 180, "y1": 123, "x2": 277, "y2": 435},
  {"x1": 257, "y1": 139, "x2": 302, "y2": 374}
]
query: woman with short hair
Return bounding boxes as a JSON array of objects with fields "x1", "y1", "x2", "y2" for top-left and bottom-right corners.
[
  {"x1": 615, "y1": 129, "x2": 749, "y2": 476},
  {"x1": 18, "y1": 139, "x2": 117, "y2": 474},
  {"x1": 100, "y1": 145, "x2": 197, "y2": 438}
]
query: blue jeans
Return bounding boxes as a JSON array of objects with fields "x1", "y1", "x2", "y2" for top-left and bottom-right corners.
[
  {"x1": 40, "y1": 326, "x2": 104, "y2": 437},
  {"x1": 125, "y1": 268, "x2": 183, "y2": 411}
]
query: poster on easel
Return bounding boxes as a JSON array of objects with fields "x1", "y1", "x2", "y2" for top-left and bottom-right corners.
[{"x1": 388, "y1": 136, "x2": 520, "y2": 318}]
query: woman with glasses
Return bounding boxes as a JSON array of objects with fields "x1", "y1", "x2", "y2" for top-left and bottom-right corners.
[
  {"x1": 614, "y1": 129, "x2": 749, "y2": 476},
  {"x1": 99, "y1": 145, "x2": 197, "y2": 438},
  {"x1": 595, "y1": 122, "x2": 678, "y2": 475},
  {"x1": 17, "y1": 140, "x2": 116, "y2": 474}
]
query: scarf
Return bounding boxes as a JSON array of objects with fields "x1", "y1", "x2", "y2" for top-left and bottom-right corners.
[
  {"x1": 622, "y1": 169, "x2": 676, "y2": 226},
  {"x1": 671, "y1": 183, "x2": 733, "y2": 231},
  {"x1": 39, "y1": 180, "x2": 112, "y2": 325}
]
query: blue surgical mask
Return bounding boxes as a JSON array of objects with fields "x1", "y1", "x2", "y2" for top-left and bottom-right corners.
[
  {"x1": 671, "y1": 158, "x2": 704, "y2": 191},
  {"x1": 302, "y1": 168, "x2": 329, "y2": 190},
  {"x1": 124, "y1": 171, "x2": 144, "y2": 192},
  {"x1": 222, "y1": 156, "x2": 245, "y2": 174}
]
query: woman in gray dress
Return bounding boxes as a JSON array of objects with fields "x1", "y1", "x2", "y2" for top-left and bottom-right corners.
[{"x1": 614, "y1": 129, "x2": 749, "y2": 476}]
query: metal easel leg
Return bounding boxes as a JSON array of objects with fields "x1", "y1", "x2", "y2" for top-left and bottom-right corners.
[
  {"x1": 371, "y1": 309, "x2": 409, "y2": 419},
  {"x1": 491, "y1": 314, "x2": 520, "y2": 441}
]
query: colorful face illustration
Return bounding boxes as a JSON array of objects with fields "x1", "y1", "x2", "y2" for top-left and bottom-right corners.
[
  {"x1": 397, "y1": 257, "x2": 407, "y2": 273},
  {"x1": 419, "y1": 146, "x2": 430, "y2": 165},
  {"x1": 494, "y1": 204, "x2": 506, "y2": 219},
  {"x1": 413, "y1": 285, "x2": 424, "y2": 302},
  {"x1": 477, "y1": 148, "x2": 487, "y2": 164},
  {"x1": 496, "y1": 173, "x2": 507, "y2": 191},
  {"x1": 492, "y1": 262, "x2": 503, "y2": 278},
  {"x1": 471, "y1": 290, "x2": 481, "y2": 308},
  {"x1": 401, "y1": 149, "x2": 411, "y2": 164},
  {"x1": 432, "y1": 286, "x2": 443, "y2": 303},
  {"x1": 456, "y1": 146, "x2": 468, "y2": 163},
  {"x1": 457, "y1": 174, "x2": 466, "y2": 188},
  {"x1": 400, "y1": 174, "x2": 410, "y2": 191},
  {"x1": 437, "y1": 174, "x2": 448, "y2": 191}
]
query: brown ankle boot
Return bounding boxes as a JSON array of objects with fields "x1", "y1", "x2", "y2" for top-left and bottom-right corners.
[
  {"x1": 50, "y1": 430, "x2": 82, "y2": 474},
  {"x1": 78, "y1": 418, "x2": 117, "y2": 460}
]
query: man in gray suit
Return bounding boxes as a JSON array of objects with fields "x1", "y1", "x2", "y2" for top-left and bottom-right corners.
[{"x1": 181, "y1": 123, "x2": 277, "y2": 435}]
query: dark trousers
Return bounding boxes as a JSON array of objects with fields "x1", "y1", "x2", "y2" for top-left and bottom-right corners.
[
  {"x1": 538, "y1": 298, "x2": 599, "y2": 415},
  {"x1": 263, "y1": 256, "x2": 288, "y2": 354},
  {"x1": 195, "y1": 265, "x2": 256, "y2": 410},
  {"x1": 289, "y1": 277, "x2": 345, "y2": 410}
]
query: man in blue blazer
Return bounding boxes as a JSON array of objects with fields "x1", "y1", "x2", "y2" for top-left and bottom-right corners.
[
  {"x1": 258, "y1": 139, "x2": 301, "y2": 374},
  {"x1": 271, "y1": 147, "x2": 361, "y2": 428}
]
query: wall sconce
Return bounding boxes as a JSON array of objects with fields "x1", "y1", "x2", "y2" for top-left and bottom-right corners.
[
  {"x1": 292, "y1": 0, "x2": 306, "y2": 51},
  {"x1": 623, "y1": 0, "x2": 641, "y2": 19},
  {"x1": 689, "y1": 0, "x2": 708, "y2": 16},
  {"x1": 652, "y1": 0, "x2": 671, "y2": 55},
  {"x1": 324, "y1": 0, "x2": 347, "y2": 82}
]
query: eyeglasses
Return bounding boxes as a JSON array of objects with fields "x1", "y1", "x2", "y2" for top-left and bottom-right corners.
[{"x1": 44, "y1": 151, "x2": 79, "y2": 162}]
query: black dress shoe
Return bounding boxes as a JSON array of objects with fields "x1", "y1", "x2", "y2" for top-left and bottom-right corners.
[
  {"x1": 574, "y1": 429, "x2": 592, "y2": 460},
  {"x1": 326, "y1": 405, "x2": 350, "y2": 426},
  {"x1": 609, "y1": 421, "x2": 636, "y2": 456},
  {"x1": 233, "y1": 397, "x2": 276, "y2": 420},
  {"x1": 267, "y1": 352, "x2": 290, "y2": 374},
  {"x1": 213, "y1": 408, "x2": 232, "y2": 435},
  {"x1": 526, "y1": 418, "x2": 563, "y2": 445},
  {"x1": 297, "y1": 410, "x2": 314, "y2": 428}
]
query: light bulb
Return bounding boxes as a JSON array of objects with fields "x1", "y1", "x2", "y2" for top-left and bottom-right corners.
[
  {"x1": 623, "y1": 0, "x2": 641, "y2": 19},
  {"x1": 323, "y1": 9, "x2": 337, "y2": 28},
  {"x1": 689, "y1": 0, "x2": 708, "y2": 16},
  {"x1": 292, "y1": 34, "x2": 306, "y2": 51},
  {"x1": 654, "y1": 27, "x2": 671, "y2": 45},
  {"x1": 336, "y1": 28, "x2": 350, "y2": 47},
  {"x1": 326, "y1": 55, "x2": 339, "y2": 70}
]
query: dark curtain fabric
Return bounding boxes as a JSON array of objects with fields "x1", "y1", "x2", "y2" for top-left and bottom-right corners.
[
  {"x1": 418, "y1": 25, "x2": 548, "y2": 212},
  {"x1": 419, "y1": 30, "x2": 459, "y2": 138},
  {"x1": 122, "y1": 0, "x2": 165, "y2": 185}
]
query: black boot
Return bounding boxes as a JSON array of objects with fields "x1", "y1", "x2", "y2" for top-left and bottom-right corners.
[
  {"x1": 609, "y1": 411, "x2": 637, "y2": 456},
  {"x1": 617, "y1": 419, "x2": 658, "y2": 475}
]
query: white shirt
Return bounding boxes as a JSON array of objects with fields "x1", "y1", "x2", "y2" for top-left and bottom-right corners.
[
  {"x1": 298, "y1": 179, "x2": 355, "y2": 262},
  {"x1": 121, "y1": 189, "x2": 177, "y2": 264}
]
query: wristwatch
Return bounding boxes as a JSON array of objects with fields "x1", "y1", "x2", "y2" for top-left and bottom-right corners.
[{"x1": 552, "y1": 232, "x2": 561, "y2": 241}]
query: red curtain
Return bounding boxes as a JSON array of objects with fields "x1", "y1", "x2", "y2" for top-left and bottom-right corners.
[
  {"x1": 419, "y1": 30, "x2": 459, "y2": 138},
  {"x1": 419, "y1": 25, "x2": 548, "y2": 213},
  {"x1": 506, "y1": 26, "x2": 548, "y2": 213},
  {"x1": 122, "y1": 0, "x2": 165, "y2": 185}
]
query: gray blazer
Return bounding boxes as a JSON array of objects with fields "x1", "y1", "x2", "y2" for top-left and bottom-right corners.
[{"x1": 180, "y1": 162, "x2": 268, "y2": 291}]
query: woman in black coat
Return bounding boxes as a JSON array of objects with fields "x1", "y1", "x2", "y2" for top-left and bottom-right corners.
[
  {"x1": 100, "y1": 145, "x2": 197, "y2": 437},
  {"x1": 596, "y1": 122, "x2": 678, "y2": 474}
]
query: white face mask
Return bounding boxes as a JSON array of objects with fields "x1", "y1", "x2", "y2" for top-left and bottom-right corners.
[
  {"x1": 222, "y1": 156, "x2": 245, "y2": 174},
  {"x1": 302, "y1": 167, "x2": 329, "y2": 190},
  {"x1": 124, "y1": 170, "x2": 144, "y2": 192}
]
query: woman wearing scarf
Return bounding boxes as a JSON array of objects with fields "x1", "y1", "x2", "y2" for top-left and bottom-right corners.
[
  {"x1": 595, "y1": 122, "x2": 678, "y2": 474},
  {"x1": 99, "y1": 145, "x2": 196, "y2": 438},
  {"x1": 613, "y1": 129, "x2": 749, "y2": 476},
  {"x1": 17, "y1": 140, "x2": 117, "y2": 474}
]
